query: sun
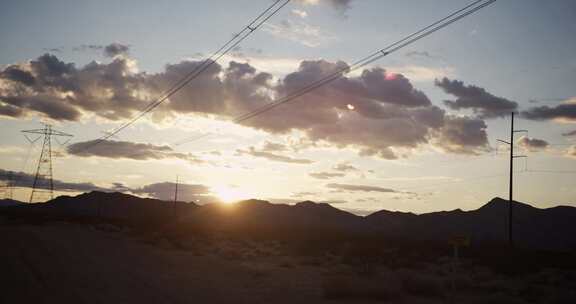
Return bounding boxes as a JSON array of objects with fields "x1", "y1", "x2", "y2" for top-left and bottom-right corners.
[{"x1": 213, "y1": 186, "x2": 251, "y2": 204}]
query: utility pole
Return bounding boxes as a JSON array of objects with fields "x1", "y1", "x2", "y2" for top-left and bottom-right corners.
[
  {"x1": 6, "y1": 171, "x2": 14, "y2": 200},
  {"x1": 497, "y1": 112, "x2": 526, "y2": 247},
  {"x1": 22, "y1": 124, "x2": 73, "y2": 203},
  {"x1": 173, "y1": 176, "x2": 179, "y2": 218}
]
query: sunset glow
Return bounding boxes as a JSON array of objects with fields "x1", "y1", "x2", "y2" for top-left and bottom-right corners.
[
  {"x1": 213, "y1": 186, "x2": 250, "y2": 204},
  {"x1": 0, "y1": 0, "x2": 574, "y2": 215}
]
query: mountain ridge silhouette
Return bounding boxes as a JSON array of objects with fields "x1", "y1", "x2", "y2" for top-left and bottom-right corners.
[{"x1": 1, "y1": 191, "x2": 575, "y2": 249}]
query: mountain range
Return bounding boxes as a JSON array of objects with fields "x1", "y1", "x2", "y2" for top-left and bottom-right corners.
[{"x1": 1, "y1": 191, "x2": 575, "y2": 250}]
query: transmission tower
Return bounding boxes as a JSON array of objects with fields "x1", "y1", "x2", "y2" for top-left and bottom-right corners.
[
  {"x1": 497, "y1": 112, "x2": 527, "y2": 247},
  {"x1": 22, "y1": 124, "x2": 73, "y2": 203}
]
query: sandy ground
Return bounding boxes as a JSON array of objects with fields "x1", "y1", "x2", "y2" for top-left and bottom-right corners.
[
  {"x1": 0, "y1": 222, "x2": 361, "y2": 304},
  {"x1": 2, "y1": 221, "x2": 574, "y2": 304}
]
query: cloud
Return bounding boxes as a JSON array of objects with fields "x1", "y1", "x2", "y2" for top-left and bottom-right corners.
[
  {"x1": 0, "y1": 52, "x2": 234, "y2": 122},
  {"x1": 297, "y1": 0, "x2": 353, "y2": 12},
  {"x1": 332, "y1": 162, "x2": 359, "y2": 172},
  {"x1": 0, "y1": 66, "x2": 36, "y2": 86},
  {"x1": 405, "y1": 51, "x2": 433, "y2": 59},
  {"x1": 388, "y1": 65, "x2": 455, "y2": 82},
  {"x1": 435, "y1": 77, "x2": 518, "y2": 118},
  {"x1": 309, "y1": 172, "x2": 345, "y2": 179},
  {"x1": 261, "y1": 141, "x2": 289, "y2": 152},
  {"x1": 434, "y1": 115, "x2": 489, "y2": 154},
  {"x1": 0, "y1": 54, "x2": 149, "y2": 121},
  {"x1": 73, "y1": 43, "x2": 130, "y2": 58},
  {"x1": 567, "y1": 146, "x2": 576, "y2": 158},
  {"x1": 522, "y1": 102, "x2": 576, "y2": 122},
  {"x1": 73, "y1": 44, "x2": 104, "y2": 52},
  {"x1": 291, "y1": 191, "x2": 317, "y2": 198},
  {"x1": 0, "y1": 168, "x2": 108, "y2": 193},
  {"x1": 0, "y1": 103, "x2": 24, "y2": 118},
  {"x1": 528, "y1": 97, "x2": 567, "y2": 104},
  {"x1": 131, "y1": 182, "x2": 219, "y2": 203},
  {"x1": 291, "y1": 9, "x2": 308, "y2": 18},
  {"x1": 104, "y1": 43, "x2": 130, "y2": 58},
  {"x1": 562, "y1": 130, "x2": 576, "y2": 137},
  {"x1": 67, "y1": 139, "x2": 201, "y2": 162},
  {"x1": 326, "y1": 183, "x2": 400, "y2": 193},
  {"x1": 241, "y1": 61, "x2": 446, "y2": 159},
  {"x1": 0, "y1": 95, "x2": 82, "y2": 121},
  {"x1": 236, "y1": 147, "x2": 314, "y2": 164},
  {"x1": 226, "y1": 55, "x2": 302, "y2": 76},
  {"x1": 0, "y1": 168, "x2": 218, "y2": 203},
  {"x1": 43, "y1": 47, "x2": 64, "y2": 53},
  {"x1": 263, "y1": 19, "x2": 338, "y2": 47},
  {"x1": 517, "y1": 136, "x2": 549, "y2": 151},
  {"x1": 324, "y1": 0, "x2": 353, "y2": 10},
  {"x1": 0, "y1": 53, "x2": 490, "y2": 158}
]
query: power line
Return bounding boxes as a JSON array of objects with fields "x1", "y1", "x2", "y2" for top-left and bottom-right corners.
[
  {"x1": 175, "y1": 0, "x2": 497, "y2": 146},
  {"x1": 76, "y1": 0, "x2": 290, "y2": 153},
  {"x1": 12, "y1": 136, "x2": 39, "y2": 193}
]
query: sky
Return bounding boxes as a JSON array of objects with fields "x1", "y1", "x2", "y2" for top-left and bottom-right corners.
[{"x1": 1, "y1": 0, "x2": 575, "y2": 214}]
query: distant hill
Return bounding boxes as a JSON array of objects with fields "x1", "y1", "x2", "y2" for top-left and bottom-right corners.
[
  {"x1": 179, "y1": 199, "x2": 366, "y2": 238},
  {"x1": 180, "y1": 197, "x2": 576, "y2": 249},
  {"x1": 366, "y1": 197, "x2": 576, "y2": 250},
  {"x1": 2, "y1": 192, "x2": 575, "y2": 250},
  {"x1": 0, "y1": 191, "x2": 198, "y2": 221},
  {"x1": 0, "y1": 198, "x2": 24, "y2": 207}
]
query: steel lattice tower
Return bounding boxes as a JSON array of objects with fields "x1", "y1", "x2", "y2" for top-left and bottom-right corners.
[{"x1": 22, "y1": 124, "x2": 73, "y2": 203}]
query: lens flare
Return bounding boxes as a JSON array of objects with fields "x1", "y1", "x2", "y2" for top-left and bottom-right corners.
[{"x1": 385, "y1": 73, "x2": 398, "y2": 80}]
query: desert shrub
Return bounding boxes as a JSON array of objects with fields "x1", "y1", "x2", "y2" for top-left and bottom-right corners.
[
  {"x1": 551, "y1": 289, "x2": 576, "y2": 304},
  {"x1": 469, "y1": 293, "x2": 529, "y2": 304},
  {"x1": 242, "y1": 263, "x2": 271, "y2": 279},
  {"x1": 518, "y1": 284, "x2": 554, "y2": 303},
  {"x1": 169, "y1": 237, "x2": 202, "y2": 252},
  {"x1": 322, "y1": 274, "x2": 402, "y2": 301},
  {"x1": 94, "y1": 222, "x2": 122, "y2": 233},
  {"x1": 322, "y1": 264, "x2": 355, "y2": 276},
  {"x1": 288, "y1": 239, "x2": 343, "y2": 257},
  {"x1": 396, "y1": 269, "x2": 446, "y2": 297},
  {"x1": 473, "y1": 266, "x2": 495, "y2": 282},
  {"x1": 216, "y1": 245, "x2": 243, "y2": 260},
  {"x1": 446, "y1": 273, "x2": 474, "y2": 290},
  {"x1": 299, "y1": 256, "x2": 324, "y2": 267},
  {"x1": 157, "y1": 237, "x2": 174, "y2": 250},
  {"x1": 240, "y1": 249, "x2": 258, "y2": 260},
  {"x1": 476, "y1": 278, "x2": 517, "y2": 294},
  {"x1": 539, "y1": 268, "x2": 564, "y2": 286},
  {"x1": 277, "y1": 257, "x2": 295, "y2": 268},
  {"x1": 252, "y1": 244, "x2": 277, "y2": 257}
]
